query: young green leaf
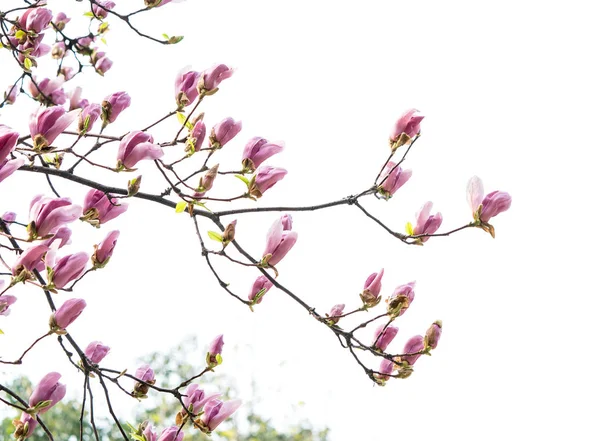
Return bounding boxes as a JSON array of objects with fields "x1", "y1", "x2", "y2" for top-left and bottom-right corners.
[
  {"x1": 208, "y1": 231, "x2": 223, "y2": 242},
  {"x1": 175, "y1": 201, "x2": 188, "y2": 213}
]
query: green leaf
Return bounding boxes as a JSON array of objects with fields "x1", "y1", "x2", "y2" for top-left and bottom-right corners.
[
  {"x1": 0, "y1": 328, "x2": 4, "y2": 335},
  {"x1": 15, "y1": 30, "x2": 26, "y2": 40},
  {"x1": 405, "y1": 222, "x2": 414, "y2": 236},
  {"x1": 175, "y1": 201, "x2": 187, "y2": 213},
  {"x1": 162, "y1": 33, "x2": 170, "y2": 40},
  {"x1": 101, "y1": 37, "x2": 108, "y2": 45},
  {"x1": 208, "y1": 231, "x2": 223, "y2": 242},
  {"x1": 234, "y1": 174, "x2": 250, "y2": 186},
  {"x1": 98, "y1": 22, "x2": 109, "y2": 33},
  {"x1": 23, "y1": 57, "x2": 32, "y2": 70},
  {"x1": 176, "y1": 111, "x2": 187, "y2": 126},
  {"x1": 83, "y1": 11, "x2": 94, "y2": 17}
]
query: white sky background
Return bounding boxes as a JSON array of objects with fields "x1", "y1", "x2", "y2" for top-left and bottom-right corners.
[{"x1": 1, "y1": 0, "x2": 600, "y2": 440}]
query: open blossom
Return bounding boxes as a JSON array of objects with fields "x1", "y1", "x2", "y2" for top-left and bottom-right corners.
[
  {"x1": 93, "y1": 230, "x2": 119, "y2": 267},
  {"x1": 0, "y1": 294, "x2": 17, "y2": 316},
  {"x1": 85, "y1": 341, "x2": 110, "y2": 364},
  {"x1": 425, "y1": 321, "x2": 442, "y2": 349},
  {"x1": 68, "y1": 87, "x2": 88, "y2": 110},
  {"x1": 200, "y1": 64, "x2": 234, "y2": 92},
  {"x1": 210, "y1": 117, "x2": 242, "y2": 148},
  {"x1": 390, "y1": 109, "x2": 424, "y2": 147},
  {"x1": 19, "y1": 7, "x2": 53, "y2": 33},
  {"x1": 248, "y1": 275, "x2": 273, "y2": 304},
  {"x1": 262, "y1": 215, "x2": 298, "y2": 266},
  {"x1": 249, "y1": 166, "x2": 287, "y2": 198},
  {"x1": 29, "y1": 196, "x2": 82, "y2": 239},
  {"x1": 386, "y1": 281, "x2": 415, "y2": 317},
  {"x1": 378, "y1": 161, "x2": 412, "y2": 199},
  {"x1": 360, "y1": 268, "x2": 384, "y2": 307},
  {"x1": 29, "y1": 77, "x2": 67, "y2": 105},
  {"x1": 466, "y1": 176, "x2": 512, "y2": 236},
  {"x1": 199, "y1": 398, "x2": 242, "y2": 433},
  {"x1": 133, "y1": 364, "x2": 156, "y2": 398},
  {"x1": 175, "y1": 69, "x2": 201, "y2": 108},
  {"x1": 117, "y1": 131, "x2": 164, "y2": 169},
  {"x1": 92, "y1": 0, "x2": 116, "y2": 19},
  {"x1": 411, "y1": 202, "x2": 442, "y2": 242},
  {"x1": 29, "y1": 372, "x2": 66, "y2": 413},
  {"x1": 0, "y1": 125, "x2": 19, "y2": 161},
  {"x1": 52, "y1": 298, "x2": 86, "y2": 330},
  {"x1": 12, "y1": 244, "x2": 49, "y2": 277},
  {"x1": 373, "y1": 324, "x2": 399, "y2": 352},
  {"x1": 0, "y1": 157, "x2": 25, "y2": 185},
  {"x1": 48, "y1": 252, "x2": 88, "y2": 289},
  {"x1": 101, "y1": 91, "x2": 131, "y2": 126},
  {"x1": 29, "y1": 106, "x2": 80, "y2": 151},
  {"x1": 78, "y1": 103, "x2": 102, "y2": 134},
  {"x1": 4, "y1": 84, "x2": 19, "y2": 104},
  {"x1": 82, "y1": 189, "x2": 128, "y2": 226},
  {"x1": 242, "y1": 137, "x2": 284, "y2": 172}
]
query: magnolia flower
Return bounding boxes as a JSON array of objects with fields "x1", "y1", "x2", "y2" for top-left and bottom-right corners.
[
  {"x1": 242, "y1": 137, "x2": 284, "y2": 172},
  {"x1": 78, "y1": 103, "x2": 102, "y2": 134},
  {"x1": 133, "y1": 364, "x2": 155, "y2": 398},
  {"x1": 19, "y1": 7, "x2": 53, "y2": 33},
  {"x1": 101, "y1": 91, "x2": 131, "y2": 126},
  {"x1": 0, "y1": 158, "x2": 25, "y2": 185},
  {"x1": 386, "y1": 281, "x2": 415, "y2": 317},
  {"x1": 400, "y1": 335, "x2": 425, "y2": 365},
  {"x1": 249, "y1": 166, "x2": 287, "y2": 198},
  {"x1": 372, "y1": 324, "x2": 399, "y2": 352},
  {"x1": 28, "y1": 372, "x2": 66, "y2": 413},
  {"x1": 81, "y1": 189, "x2": 128, "y2": 226},
  {"x1": 390, "y1": 109, "x2": 424, "y2": 148},
  {"x1": 117, "y1": 131, "x2": 164, "y2": 169},
  {"x1": 29, "y1": 107, "x2": 80, "y2": 151},
  {"x1": 92, "y1": 0, "x2": 116, "y2": 19},
  {"x1": 378, "y1": 161, "x2": 412, "y2": 199},
  {"x1": 326, "y1": 303, "x2": 345, "y2": 324},
  {"x1": 156, "y1": 426, "x2": 184, "y2": 441},
  {"x1": 0, "y1": 294, "x2": 17, "y2": 316},
  {"x1": 175, "y1": 69, "x2": 201, "y2": 108},
  {"x1": 198, "y1": 398, "x2": 242, "y2": 433},
  {"x1": 92, "y1": 230, "x2": 120, "y2": 267},
  {"x1": 207, "y1": 334, "x2": 224, "y2": 366},
  {"x1": 181, "y1": 384, "x2": 220, "y2": 415},
  {"x1": 210, "y1": 117, "x2": 242, "y2": 148},
  {"x1": 11, "y1": 244, "x2": 49, "y2": 278},
  {"x1": 186, "y1": 118, "x2": 206, "y2": 152},
  {"x1": 409, "y1": 201, "x2": 442, "y2": 243},
  {"x1": 248, "y1": 275, "x2": 273, "y2": 304},
  {"x1": 51, "y1": 298, "x2": 87, "y2": 331},
  {"x1": 262, "y1": 215, "x2": 298, "y2": 266},
  {"x1": 28, "y1": 196, "x2": 82, "y2": 239},
  {"x1": 0, "y1": 125, "x2": 19, "y2": 162},
  {"x1": 466, "y1": 176, "x2": 512, "y2": 237},
  {"x1": 85, "y1": 341, "x2": 110, "y2": 363},
  {"x1": 360, "y1": 268, "x2": 384, "y2": 307},
  {"x1": 48, "y1": 252, "x2": 88, "y2": 289},
  {"x1": 199, "y1": 64, "x2": 234, "y2": 92},
  {"x1": 425, "y1": 321, "x2": 442, "y2": 350}
]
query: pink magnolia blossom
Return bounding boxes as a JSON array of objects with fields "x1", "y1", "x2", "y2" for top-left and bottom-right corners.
[
  {"x1": 54, "y1": 12, "x2": 70, "y2": 31},
  {"x1": 373, "y1": 324, "x2": 399, "y2": 352},
  {"x1": 0, "y1": 294, "x2": 17, "y2": 316},
  {"x1": 92, "y1": 0, "x2": 116, "y2": 19},
  {"x1": 196, "y1": 164, "x2": 219, "y2": 197},
  {"x1": 94, "y1": 56, "x2": 113, "y2": 76},
  {"x1": 29, "y1": 77, "x2": 67, "y2": 105},
  {"x1": 182, "y1": 384, "x2": 220, "y2": 414},
  {"x1": 102, "y1": 91, "x2": 131, "y2": 126},
  {"x1": 156, "y1": 426, "x2": 184, "y2": 441},
  {"x1": 78, "y1": 103, "x2": 102, "y2": 134},
  {"x1": 200, "y1": 398, "x2": 242, "y2": 433},
  {"x1": 28, "y1": 372, "x2": 66, "y2": 413},
  {"x1": 466, "y1": 176, "x2": 512, "y2": 227},
  {"x1": 378, "y1": 161, "x2": 412, "y2": 199},
  {"x1": 249, "y1": 166, "x2": 287, "y2": 198},
  {"x1": 386, "y1": 281, "x2": 415, "y2": 317},
  {"x1": 15, "y1": 414, "x2": 37, "y2": 439},
  {"x1": 49, "y1": 252, "x2": 88, "y2": 289},
  {"x1": 68, "y1": 87, "x2": 87, "y2": 111},
  {"x1": 426, "y1": 321, "x2": 442, "y2": 350},
  {"x1": 248, "y1": 275, "x2": 273, "y2": 304},
  {"x1": 52, "y1": 298, "x2": 86, "y2": 330},
  {"x1": 82, "y1": 189, "x2": 128, "y2": 225},
  {"x1": 29, "y1": 196, "x2": 82, "y2": 238},
  {"x1": 327, "y1": 303, "x2": 345, "y2": 324},
  {"x1": 19, "y1": 8, "x2": 53, "y2": 33},
  {"x1": 117, "y1": 131, "x2": 164, "y2": 169},
  {"x1": 187, "y1": 118, "x2": 206, "y2": 152},
  {"x1": 43, "y1": 227, "x2": 72, "y2": 249},
  {"x1": 93, "y1": 230, "x2": 120, "y2": 267},
  {"x1": 412, "y1": 202, "x2": 443, "y2": 242},
  {"x1": 4, "y1": 84, "x2": 19, "y2": 104},
  {"x1": 207, "y1": 334, "x2": 224, "y2": 365},
  {"x1": 51, "y1": 42, "x2": 66, "y2": 59},
  {"x1": 390, "y1": 109, "x2": 424, "y2": 145},
  {"x1": 2, "y1": 212, "x2": 17, "y2": 223},
  {"x1": 85, "y1": 341, "x2": 110, "y2": 364},
  {"x1": 0, "y1": 125, "x2": 19, "y2": 161},
  {"x1": 200, "y1": 64, "x2": 234, "y2": 92},
  {"x1": 174, "y1": 69, "x2": 201, "y2": 108},
  {"x1": 400, "y1": 335, "x2": 425, "y2": 365},
  {"x1": 242, "y1": 137, "x2": 284, "y2": 172},
  {"x1": 29, "y1": 107, "x2": 80, "y2": 150},
  {"x1": 375, "y1": 359, "x2": 395, "y2": 382},
  {"x1": 262, "y1": 215, "x2": 298, "y2": 266},
  {"x1": 210, "y1": 117, "x2": 242, "y2": 147},
  {"x1": 360, "y1": 268, "x2": 384, "y2": 307},
  {"x1": 0, "y1": 157, "x2": 25, "y2": 184},
  {"x1": 133, "y1": 364, "x2": 156, "y2": 398},
  {"x1": 142, "y1": 422, "x2": 157, "y2": 441},
  {"x1": 11, "y1": 244, "x2": 49, "y2": 276}
]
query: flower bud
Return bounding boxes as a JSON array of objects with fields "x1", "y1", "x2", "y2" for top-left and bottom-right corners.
[
  {"x1": 248, "y1": 166, "x2": 287, "y2": 198},
  {"x1": 176, "y1": 384, "x2": 220, "y2": 424},
  {"x1": 377, "y1": 162, "x2": 411, "y2": 199},
  {"x1": 92, "y1": 230, "x2": 119, "y2": 268},
  {"x1": 326, "y1": 303, "x2": 345, "y2": 324},
  {"x1": 85, "y1": 341, "x2": 110, "y2": 364},
  {"x1": 51, "y1": 42, "x2": 66, "y2": 59},
  {"x1": 51, "y1": 298, "x2": 86, "y2": 332},
  {"x1": 54, "y1": 13, "x2": 70, "y2": 31},
  {"x1": 372, "y1": 324, "x2": 399, "y2": 352},
  {"x1": 92, "y1": 0, "x2": 116, "y2": 19},
  {"x1": 199, "y1": 64, "x2": 234, "y2": 92},
  {"x1": 48, "y1": 252, "x2": 88, "y2": 289},
  {"x1": 0, "y1": 294, "x2": 17, "y2": 316},
  {"x1": 101, "y1": 91, "x2": 131, "y2": 127},
  {"x1": 248, "y1": 275, "x2": 273, "y2": 304},
  {"x1": 262, "y1": 215, "x2": 297, "y2": 266},
  {"x1": 0, "y1": 158, "x2": 25, "y2": 185},
  {"x1": 28, "y1": 372, "x2": 66, "y2": 413},
  {"x1": 2, "y1": 212, "x2": 17, "y2": 223},
  {"x1": 186, "y1": 118, "x2": 206, "y2": 152},
  {"x1": 222, "y1": 220, "x2": 236, "y2": 246},
  {"x1": 374, "y1": 358, "x2": 395, "y2": 384},
  {"x1": 386, "y1": 281, "x2": 415, "y2": 317},
  {"x1": 410, "y1": 202, "x2": 442, "y2": 243},
  {"x1": 132, "y1": 364, "x2": 155, "y2": 398},
  {"x1": 94, "y1": 55, "x2": 113, "y2": 76},
  {"x1": 196, "y1": 164, "x2": 219, "y2": 196},
  {"x1": 4, "y1": 85, "x2": 19, "y2": 105},
  {"x1": 425, "y1": 320, "x2": 442, "y2": 350},
  {"x1": 174, "y1": 69, "x2": 201, "y2": 108},
  {"x1": 78, "y1": 104, "x2": 102, "y2": 134},
  {"x1": 117, "y1": 131, "x2": 163, "y2": 169},
  {"x1": 156, "y1": 426, "x2": 184, "y2": 441},
  {"x1": 11, "y1": 244, "x2": 49, "y2": 282},
  {"x1": 360, "y1": 268, "x2": 384, "y2": 307},
  {"x1": 14, "y1": 413, "x2": 37, "y2": 439},
  {"x1": 207, "y1": 334, "x2": 224, "y2": 366},
  {"x1": 389, "y1": 109, "x2": 424, "y2": 150},
  {"x1": 210, "y1": 117, "x2": 242, "y2": 148},
  {"x1": 241, "y1": 137, "x2": 284, "y2": 172},
  {"x1": 400, "y1": 335, "x2": 425, "y2": 365},
  {"x1": 19, "y1": 8, "x2": 53, "y2": 33}
]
